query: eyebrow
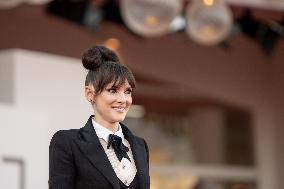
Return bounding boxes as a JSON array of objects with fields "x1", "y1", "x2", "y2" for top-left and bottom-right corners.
[
  {"x1": 108, "y1": 86, "x2": 118, "y2": 89},
  {"x1": 107, "y1": 85, "x2": 133, "y2": 91}
]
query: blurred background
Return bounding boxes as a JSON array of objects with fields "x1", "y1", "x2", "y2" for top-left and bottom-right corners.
[{"x1": 0, "y1": 0, "x2": 283, "y2": 189}]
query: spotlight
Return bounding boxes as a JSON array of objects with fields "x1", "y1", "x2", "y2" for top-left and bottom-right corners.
[
  {"x1": 0, "y1": 0, "x2": 22, "y2": 8},
  {"x1": 0, "y1": 0, "x2": 51, "y2": 9},
  {"x1": 120, "y1": 0, "x2": 183, "y2": 37},
  {"x1": 185, "y1": 0, "x2": 233, "y2": 45},
  {"x1": 26, "y1": 0, "x2": 52, "y2": 5}
]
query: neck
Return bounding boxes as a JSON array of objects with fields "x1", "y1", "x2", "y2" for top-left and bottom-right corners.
[{"x1": 94, "y1": 116, "x2": 119, "y2": 133}]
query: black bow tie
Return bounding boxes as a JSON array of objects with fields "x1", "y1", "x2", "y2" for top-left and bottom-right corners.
[{"x1": 107, "y1": 134, "x2": 131, "y2": 162}]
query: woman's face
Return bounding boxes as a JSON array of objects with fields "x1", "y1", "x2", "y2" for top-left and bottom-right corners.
[{"x1": 93, "y1": 80, "x2": 133, "y2": 126}]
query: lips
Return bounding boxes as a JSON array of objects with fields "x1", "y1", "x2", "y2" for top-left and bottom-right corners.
[{"x1": 112, "y1": 106, "x2": 126, "y2": 113}]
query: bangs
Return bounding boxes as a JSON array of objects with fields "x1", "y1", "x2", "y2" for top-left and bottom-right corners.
[
  {"x1": 88, "y1": 61, "x2": 136, "y2": 94},
  {"x1": 111, "y1": 67, "x2": 135, "y2": 89}
]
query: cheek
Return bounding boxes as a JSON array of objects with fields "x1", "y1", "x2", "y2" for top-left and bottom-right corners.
[
  {"x1": 98, "y1": 95, "x2": 115, "y2": 105},
  {"x1": 127, "y1": 97, "x2": 132, "y2": 106}
]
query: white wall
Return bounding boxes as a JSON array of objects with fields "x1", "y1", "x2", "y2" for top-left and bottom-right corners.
[
  {"x1": 0, "y1": 50, "x2": 14, "y2": 104},
  {"x1": 0, "y1": 49, "x2": 92, "y2": 189},
  {"x1": 12, "y1": 49, "x2": 91, "y2": 132},
  {"x1": 0, "y1": 106, "x2": 49, "y2": 189}
]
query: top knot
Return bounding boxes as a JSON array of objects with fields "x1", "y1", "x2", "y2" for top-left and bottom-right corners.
[{"x1": 82, "y1": 45, "x2": 120, "y2": 71}]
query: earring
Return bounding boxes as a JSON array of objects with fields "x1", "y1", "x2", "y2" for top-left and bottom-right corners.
[{"x1": 89, "y1": 99, "x2": 93, "y2": 103}]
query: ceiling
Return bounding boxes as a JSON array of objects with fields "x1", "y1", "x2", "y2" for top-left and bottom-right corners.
[
  {"x1": 226, "y1": 0, "x2": 284, "y2": 11},
  {"x1": 0, "y1": 0, "x2": 284, "y2": 11}
]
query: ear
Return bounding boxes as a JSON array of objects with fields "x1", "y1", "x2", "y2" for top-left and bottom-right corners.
[{"x1": 85, "y1": 85, "x2": 95, "y2": 103}]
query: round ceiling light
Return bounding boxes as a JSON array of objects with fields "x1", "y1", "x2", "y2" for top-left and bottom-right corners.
[
  {"x1": 120, "y1": 0, "x2": 183, "y2": 37},
  {"x1": 186, "y1": 0, "x2": 233, "y2": 45}
]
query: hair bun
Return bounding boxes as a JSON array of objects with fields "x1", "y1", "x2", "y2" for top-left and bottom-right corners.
[{"x1": 82, "y1": 45, "x2": 120, "y2": 70}]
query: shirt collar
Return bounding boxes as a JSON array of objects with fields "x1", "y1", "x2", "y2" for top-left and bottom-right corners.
[{"x1": 91, "y1": 118, "x2": 126, "y2": 145}]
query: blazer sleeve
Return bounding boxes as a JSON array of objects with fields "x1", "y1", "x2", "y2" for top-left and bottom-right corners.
[
  {"x1": 143, "y1": 139, "x2": 150, "y2": 167},
  {"x1": 143, "y1": 139, "x2": 151, "y2": 188},
  {"x1": 49, "y1": 130, "x2": 76, "y2": 189}
]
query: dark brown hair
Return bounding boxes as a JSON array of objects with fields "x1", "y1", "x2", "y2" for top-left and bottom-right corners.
[{"x1": 82, "y1": 45, "x2": 136, "y2": 94}]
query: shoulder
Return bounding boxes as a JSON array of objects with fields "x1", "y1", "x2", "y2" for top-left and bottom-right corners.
[
  {"x1": 49, "y1": 129, "x2": 79, "y2": 147},
  {"x1": 51, "y1": 129, "x2": 79, "y2": 139}
]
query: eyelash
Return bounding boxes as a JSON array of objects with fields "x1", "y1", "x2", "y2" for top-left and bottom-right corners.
[
  {"x1": 108, "y1": 89, "x2": 116, "y2": 93},
  {"x1": 125, "y1": 89, "x2": 132, "y2": 94},
  {"x1": 107, "y1": 88, "x2": 132, "y2": 94}
]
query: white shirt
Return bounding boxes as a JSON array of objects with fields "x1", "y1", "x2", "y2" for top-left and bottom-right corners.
[
  {"x1": 92, "y1": 119, "x2": 126, "y2": 145},
  {"x1": 92, "y1": 118, "x2": 137, "y2": 186}
]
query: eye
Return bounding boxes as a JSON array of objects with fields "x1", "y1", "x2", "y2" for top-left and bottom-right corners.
[
  {"x1": 125, "y1": 89, "x2": 133, "y2": 95},
  {"x1": 107, "y1": 88, "x2": 117, "y2": 93}
]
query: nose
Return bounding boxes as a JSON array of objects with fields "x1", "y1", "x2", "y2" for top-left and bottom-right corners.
[{"x1": 116, "y1": 92, "x2": 127, "y2": 103}]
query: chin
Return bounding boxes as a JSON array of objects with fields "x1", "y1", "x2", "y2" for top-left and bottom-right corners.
[{"x1": 113, "y1": 115, "x2": 127, "y2": 123}]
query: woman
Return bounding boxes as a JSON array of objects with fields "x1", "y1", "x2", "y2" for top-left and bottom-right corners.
[{"x1": 49, "y1": 46, "x2": 150, "y2": 189}]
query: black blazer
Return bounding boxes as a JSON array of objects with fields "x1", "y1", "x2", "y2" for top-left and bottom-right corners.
[{"x1": 49, "y1": 116, "x2": 150, "y2": 189}]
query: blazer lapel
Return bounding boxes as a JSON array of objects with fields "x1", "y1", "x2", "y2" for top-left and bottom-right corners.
[
  {"x1": 121, "y1": 124, "x2": 149, "y2": 189},
  {"x1": 75, "y1": 116, "x2": 120, "y2": 189}
]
